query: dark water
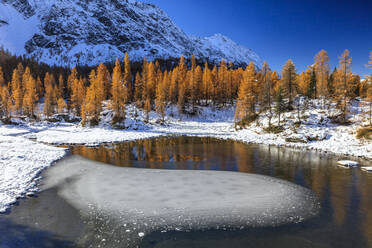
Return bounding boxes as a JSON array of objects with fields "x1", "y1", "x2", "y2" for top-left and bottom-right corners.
[{"x1": 2, "y1": 136, "x2": 372, "y2": 248}]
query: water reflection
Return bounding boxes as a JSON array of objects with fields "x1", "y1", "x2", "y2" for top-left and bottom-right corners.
[{"x1": 69, "y1": 136, "x2": 372, "y2": 248}]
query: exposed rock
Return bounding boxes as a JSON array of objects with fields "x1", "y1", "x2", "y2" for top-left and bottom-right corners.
[{"x1": 0, "y1": 0, "x2": 262, "y2": 67}]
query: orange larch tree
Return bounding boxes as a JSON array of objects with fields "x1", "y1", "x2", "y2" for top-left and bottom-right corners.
[
  {"x1": 334, "y1": 49, "x2": 353, "y2": 123},
  {"x1": 314, "y1": 50, "x2": 330, "y2": 107},
  {"x1": 23, "y1": 74, "x2": 38, "y2": 117},
  {"x1": 11, "y1": 69, "x2": 23, "y2": 115},
  {"x1": 111, "y1": 58, "x2": 126, "y2": 124}
]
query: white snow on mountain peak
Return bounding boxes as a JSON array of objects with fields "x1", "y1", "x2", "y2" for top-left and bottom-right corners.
[
  {"x1": 0, "y1": 2, "x2": 39, "y2": 55},
  {"x1": 0, "y1": 0, "x2": 262, "y2": 67}
]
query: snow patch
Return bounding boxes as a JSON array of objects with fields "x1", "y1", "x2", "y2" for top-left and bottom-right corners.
[
  {"x1": 0, "y1": 133, "x2": 66, "y2": 213},
  {"x1": 0, "y1": 2, "x2": 39, "y2": 55}
]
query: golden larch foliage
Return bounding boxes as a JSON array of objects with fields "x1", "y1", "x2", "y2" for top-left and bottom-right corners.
[
  {"x1": 57, "y1": 98, "x2": 67, "y2": 114},
  {"x1": 67, "y1": 67, "x2": 78, "y2": 96},
  {"x1": 202, "y1": 62, "x2": 211, "y2": 103},
  {"x1": 23, "y1": 74, "x2": 38, "y2": 117},
  {"x1": 11, "y1": 69, "x2": 23, "y2": 115},
  {"x1": 111, "y1": 58, "x2": 126, "y2": 123},
  {"x1": 334, "y1": 49, "x2": 353, "y2": 123},
  {"x1": 298, "y1": 68, "x2": 312, "y2": 96},
  {"x1": 96, "y1": 63, "x2": 110, "y2": 100},
  {"x1": 134, "y1": 71, "x2": 143, "y2": 106},
  {"x1": 155, "y1": 71, "x2": 167, "y2": 122},
  {"x1": 44, "y1": 84, "x2": 57, "y2": 117},
  {"x1": 84, "y1": 69, "x2": 104, "y2": 125},
  {"x1": 314, "y1": 50, "x2": 330, "y2": 99},
  {"x1": 281, "y1": 59, "x2": 298, "y2": 109},
  {"x1": 234, "y1": 62, "x2": 257, "y2": 122},
  {"x1": 0, "y1": 85, "x2": 11, "y2": 118},
  {"x1": 58, "y1": 74, "x2": 64, "y2": 98},
  {"x1": 169, "y1": 67, "x2": 178, "y2": 104},
  {"x1": 71, "y1": 78, "x2": 85, "y2": 115}
]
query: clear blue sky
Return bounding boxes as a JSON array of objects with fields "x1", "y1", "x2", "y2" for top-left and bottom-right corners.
[{"x1": 145, "y1": 0, "x2": 371, "y2": 77}]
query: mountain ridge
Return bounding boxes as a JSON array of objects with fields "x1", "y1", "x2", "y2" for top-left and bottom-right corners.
[{"x1": 0, "y1": 0, "x2": 262, "y2": 67}]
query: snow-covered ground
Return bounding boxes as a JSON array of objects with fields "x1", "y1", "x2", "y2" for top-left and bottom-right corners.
[
  {"x1": 0, "y1": 126, "x2": 66, "y2": 213},
  {"x1": 0, "y1": 99, "x2": 371, "y2": 213},
  {"x1": 24, "y1": 100, "x2": 372, "y2": 159}
]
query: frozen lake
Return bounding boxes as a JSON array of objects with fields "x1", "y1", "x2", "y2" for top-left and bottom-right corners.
[{"x1": 2, "y1": 136, "x2": 372, "y2": 247}]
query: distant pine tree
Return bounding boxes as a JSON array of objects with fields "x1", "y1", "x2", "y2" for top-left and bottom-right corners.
[
  {"x1": 260, "y1": 62, "x2": 274, "y2": 128},
  {"x1": 308, "y1": 68, "x2": 317, "y2": 99},
  {"x1": 274, "y1": 88, "x2": 286, "y2": 127}
]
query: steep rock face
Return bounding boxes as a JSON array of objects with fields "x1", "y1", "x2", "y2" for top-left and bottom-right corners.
[{"x1": 0, "y1": 0, "x2": 262, "y2": 67}]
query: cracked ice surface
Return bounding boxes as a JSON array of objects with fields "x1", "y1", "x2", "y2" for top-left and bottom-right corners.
[{"x1": 43, "y1": 156, "x2": 319, "y2": 246}]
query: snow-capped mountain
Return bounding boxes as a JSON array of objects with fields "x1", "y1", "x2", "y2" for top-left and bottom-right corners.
[{"x1": 0, "y1": 0, "x2": 262, "y2": 67}]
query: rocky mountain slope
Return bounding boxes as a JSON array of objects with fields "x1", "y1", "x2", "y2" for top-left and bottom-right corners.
[{"x1": 0, "y1": 0, "x2": 262, "y2": 67}]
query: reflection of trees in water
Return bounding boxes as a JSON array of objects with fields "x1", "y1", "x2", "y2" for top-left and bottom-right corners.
[
  {"x1": 359, "y1": 173, "x2": 372, "y2": 246},
  {"x1": 69, "y1": 137, "x2": 372, "y2": 247},
  {"x1": 259, "y1": 145, "x2": 372, "y2": 247},
  {"x1": 329, "y1": 168, "x2": 351, "y2": 227}
]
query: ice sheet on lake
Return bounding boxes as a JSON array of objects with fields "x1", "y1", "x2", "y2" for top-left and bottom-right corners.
[{"x1": 43, "y1": 156, "x2": 320, "y2": 246}]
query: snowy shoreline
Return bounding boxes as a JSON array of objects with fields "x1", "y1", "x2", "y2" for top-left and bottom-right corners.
[
  {"x1": 28, "y1": 123, "x2": 372, "y2": 160},
  {"x1": 1, "y1": 103, "x2": 371, "y2": 213}
]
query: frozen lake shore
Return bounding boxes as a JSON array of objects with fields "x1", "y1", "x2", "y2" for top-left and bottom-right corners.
[{"x1": 0, "y1": 102, "x2": 371, "y2": 215}]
